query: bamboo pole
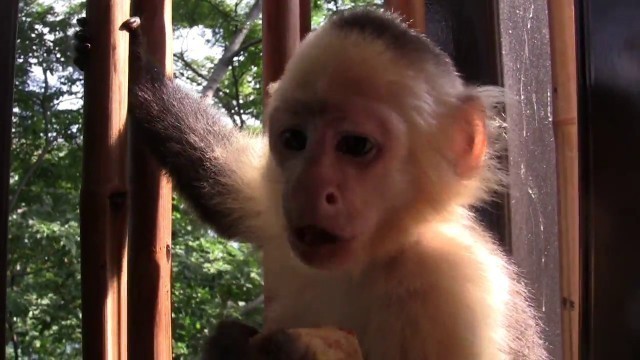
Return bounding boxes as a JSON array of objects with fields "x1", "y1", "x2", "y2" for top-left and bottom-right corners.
[
  {"x1": 383, "y1": 0, "x2": 426, "y2": 33},
  {"x1": 127, "y1": 0, "x2": 173, "y2": 358},
  {"x1": 262, "y1": 0, "x2": 300, "y2": 105},
  {"x1": 80, "y1": 0, "x2": 131, "y2": 357},
  {"x1": 0, "y1": 0, "x2": 19, "y2": 359},
  {"x1": 548, "y1": 0, "x2": 580, "y2": 359}
]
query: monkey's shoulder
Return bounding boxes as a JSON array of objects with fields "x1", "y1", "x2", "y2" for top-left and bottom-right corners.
[{"x1": 367, "y1": 228, "x2": 512, "y2": 303}]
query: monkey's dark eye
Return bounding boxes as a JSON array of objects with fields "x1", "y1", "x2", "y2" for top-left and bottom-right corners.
[
  {"x1": 280, "y1": 129, "x2": 307, "y2": 152},
  {"x1": 336, "y1": 135, "x2": 375, "y2": 158}
]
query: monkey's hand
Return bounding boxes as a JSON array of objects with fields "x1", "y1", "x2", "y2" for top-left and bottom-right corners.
[
  {"x1": 119, "y1": 17, "x2": 165, "y2": 84},
  {"x1": 203, "y1": 321, "x2": 363, "y2": 360},
  {"x1": 72, "y1": 17, "x2": 90, "y2": 72},
  {"x1": 72, "y1": 16, "x2": 160, "y2": 81},
  {"x1": 202, "y1": 321, "x2": 308, "y2": 360},
  {"x1": 201, "y1": 320, "x2": 260, "y2": 360}
]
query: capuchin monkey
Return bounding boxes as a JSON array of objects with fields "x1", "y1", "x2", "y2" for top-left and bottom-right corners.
[{"x1": 75, "y1": 8, "x2": 548, "y2": 360}]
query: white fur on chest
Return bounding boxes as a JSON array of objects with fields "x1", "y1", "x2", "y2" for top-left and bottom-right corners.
[{"x1": 261, "y1": 241, "x2": 369, "y2": 333}]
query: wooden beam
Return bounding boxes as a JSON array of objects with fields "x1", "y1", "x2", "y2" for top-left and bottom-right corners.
[
  {"x1": 547, "y1": 0, "x2": 580, "y2": 359},
  {"x1": 127, "y1": 0, "x2": 173, "y2": 358},
  {"x1": 262, "y1": 0, "x2": 300, "y2": 103},
  {"x1": 80, "y1": 0, "x2": 131, "y2": 357},
  {"x1": 497, "y1": 0, "x2": 562, "y2": 358},
  {"x1": 575, "y1": 0, "x2": 640, "y2": 357},
  {"x1": 299, "y1": 0, "x2": 311, "y2": 40},
  {"x1": 0, "y1": 0, "x2": 19, "y2": 359},
  {"x1": 383, "y1": 0, "x2": 426, "y2": 33}
]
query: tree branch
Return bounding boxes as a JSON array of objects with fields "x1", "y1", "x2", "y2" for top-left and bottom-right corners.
[
  {"x1": 10, "y1": 64, "x2": 54, "y2": 213},
  {"x1": 240, "y1": 294, "x2": 264, "y2": 315},
  {"x1": 229, "y1": 62, "x2": 246, "y2": 128},
  {"x1": 9, "y1": 144, "x2": 51, "y2": 212},
  {"x1": 200, "y1": 0, "x2": 233, "y2": 22},
  {"x1": 7, "y1": 311, "x2": 20, "y2": 360},
  {"x1": 201, "y1": 0, "x2": 262, "y2": 100},
  {"x1": 228, "y1": 38, "x2": 261, "y2": 59},
  {"x1": 173, "y1": 52, "x2": 209, "y2": 82}
]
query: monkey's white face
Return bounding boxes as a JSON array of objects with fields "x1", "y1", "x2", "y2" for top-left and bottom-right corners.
[{"x1": 268, "y1": 96, "x2": 411, "y2": 270}]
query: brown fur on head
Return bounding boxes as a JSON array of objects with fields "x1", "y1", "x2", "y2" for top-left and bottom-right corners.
[{"x1": 265, "y1": 8, "x2": 506, "y2": 269}]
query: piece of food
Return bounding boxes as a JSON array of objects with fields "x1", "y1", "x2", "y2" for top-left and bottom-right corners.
[{"x1": 289, "y1": 327, "x2": 363, "y2": 360}]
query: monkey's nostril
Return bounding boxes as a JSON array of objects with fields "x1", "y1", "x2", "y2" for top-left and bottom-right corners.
[{"x1": 325, "y1": 192, "x2": 338, "y2": 205}]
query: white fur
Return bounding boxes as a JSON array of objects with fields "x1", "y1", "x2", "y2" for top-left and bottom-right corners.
[{"x1": 214, "y1": 9, "x2": 546, "y2": 359}]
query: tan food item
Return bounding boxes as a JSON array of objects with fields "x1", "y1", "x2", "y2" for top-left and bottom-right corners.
[{"x1": 289, "y1": 327, "x2": 363, "y2": 360}]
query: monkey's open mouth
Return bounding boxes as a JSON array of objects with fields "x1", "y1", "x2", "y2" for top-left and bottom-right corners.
[
  {"x1": 293, "y1": 226, "x2": 342, "y2": 247},
  {"x1": 288, "y1": 225, "x2": 354, "y2": 268}
]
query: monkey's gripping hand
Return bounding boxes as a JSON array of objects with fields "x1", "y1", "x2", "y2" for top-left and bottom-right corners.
[
  {"x1": 74, "y1": 16, "x2": 259, "y2": 240},
  {"x1": 72, "y1": 17, "x2": 90, "y2": 71},
  {"x1": 201, "y1": 320, "x2": 260, "y2": 359},
  {"x1": 202, "y1": 320, "x2": 363, "y2": 360},
  {"x1": 118, "y1": 18, "x2": 259, "y2": 240}
]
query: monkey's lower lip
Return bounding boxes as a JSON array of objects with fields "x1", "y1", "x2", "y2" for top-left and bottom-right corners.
[
  {"x1": 288, "y1": 225, "x2": 354, "y2": 268},
  {"x1": 293, "y1": 226, "x2": 343, "y2": 246}
]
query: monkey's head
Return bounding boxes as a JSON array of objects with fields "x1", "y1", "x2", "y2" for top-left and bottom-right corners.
[{"x1": 265, "y1": 9, "x2": 504, "y2": 271}]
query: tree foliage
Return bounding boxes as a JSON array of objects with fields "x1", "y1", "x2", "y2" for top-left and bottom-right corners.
[{"x1": 8, "y1": 0, "x2": 379, "y2": 358}]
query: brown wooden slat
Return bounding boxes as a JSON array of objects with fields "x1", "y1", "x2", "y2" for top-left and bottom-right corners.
[
  {"x1": 299, "y1": 0, "x2": 311, "y2": 40},
  {"x1": 575, "y1": 0, "x2": 640, "y2": 357},
  {"x1": 80, "y1": 0, "x2": 131, "y2": 357},
  {"x1": 127, "y1": 0, "x2": 173, "y2": 358},
  {"x1": 383, "y1": 0, "x2": 426, "y2": 33},
  {"x1": 548, "y1": 0, "x2": 580, "y2": 359},
  {"x1": 262, "y1": 0, "x2": 300, "y2": 104},
  {"x1": 0, "y1": 0, "x2": 19, "y2": 359},
  {"x1": 260, "y1": 0, "x2": 300, "y2": 314}
]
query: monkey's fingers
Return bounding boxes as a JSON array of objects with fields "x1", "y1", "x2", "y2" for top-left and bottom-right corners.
[
  {"x1": 76, "y1": 17, "x2": 87, "y2": 28},
  {"x1": 72, "y1": 19, "x2": 91, "y2": 72},
  {"x1": 119, "y1": 16, "x2": 142, "y2": 54},
  {"x1": 201, "y1": 320, "x2": 259, "y2": 360},
  {"x1": 72, "y1": 54, "x2": 88, "y2": 72},
  {"x1": 119, "y1": 16, "x2": 141, "y2": 33},
  {"x1": 73, "y1": 31, "x2": 90, "y2": 52},
  {"x1": 118, "y1": 16, "x2": 160, "y2": 82},
  {"x1": 119, "y1": 17, "x2": 143, "y2": 62},
  {"x1": 213, "y1": 320, "x2": 260, "y2": 340}
]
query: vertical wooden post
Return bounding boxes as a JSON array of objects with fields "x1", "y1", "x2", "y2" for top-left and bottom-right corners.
[
  {"x1": 0, "y1": 1, "x2": 19, "y2": 359},
  {"x1": 547, "y1": 0, "x2": 579, "y2": 359},
  {"x1": 384, "y1": 0, "x2": 426, "y2": 33},
  {"x1": 261, "y1": 0, "x2": 300, "y2": 312},
  {"x1": 299, "y1": 0, "x2": 311, "y2": 40},
  {"x1": 127, "y1": 0, "x2": 173, "y2": 358},
  {"x1": 576, "y1": 0, "x2": 640, "y2": 357},
  {"x1": 80, "y1": 0, "x2": 130, "y2": 357},
  {"x1": 262, "y1": 0, "x2": 300, "y2": 104},
  {"x1": 497, "y1": 0, "x2": 563, "y2": 358}
]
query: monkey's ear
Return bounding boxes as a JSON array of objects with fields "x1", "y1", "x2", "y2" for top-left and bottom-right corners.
[{"x1": 448, "y1": 98, "x2": 487, "y2": 178}]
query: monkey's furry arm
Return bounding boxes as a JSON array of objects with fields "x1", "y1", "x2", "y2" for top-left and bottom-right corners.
[{"x1": 123, "y1": 18, "x2": 268, "y2": 241}]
